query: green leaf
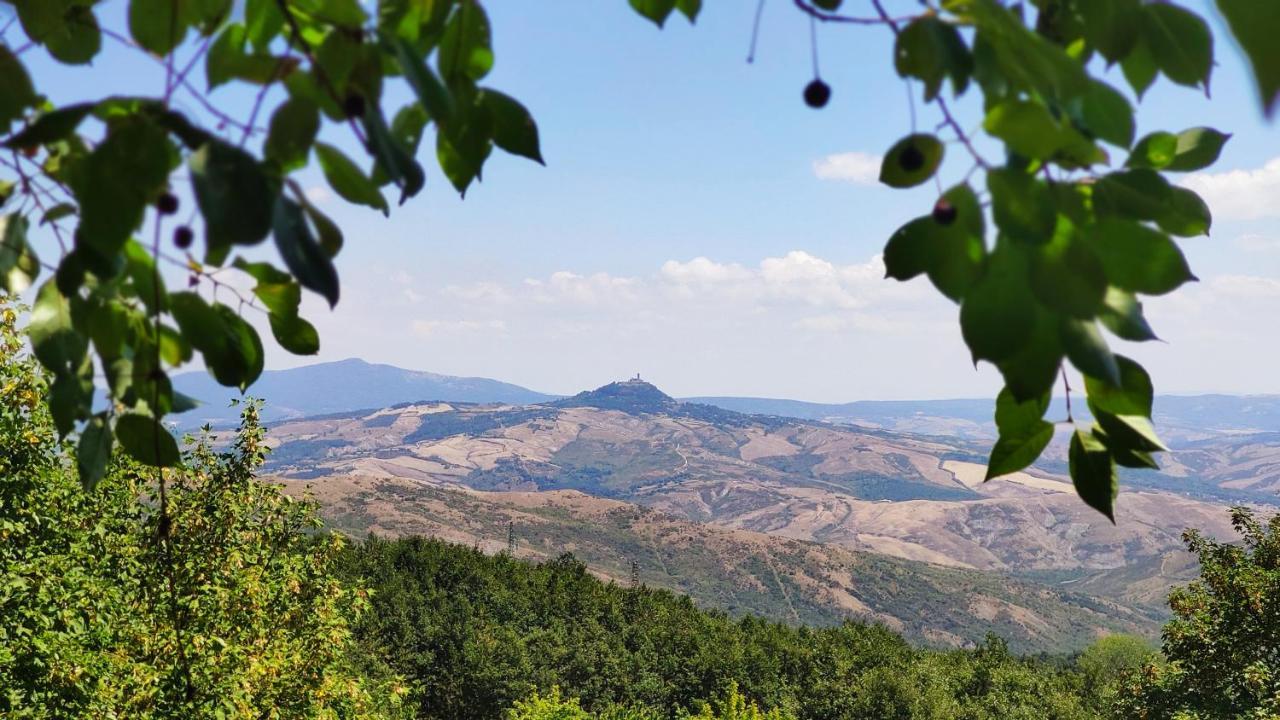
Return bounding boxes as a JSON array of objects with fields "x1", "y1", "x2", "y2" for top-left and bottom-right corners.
[
  {"x1": 984, "y1": 99, "x2": 1063, "y2": 160},
  {"x1": 116, "y1": 412, "x2": 181, "y2": 467},
  {"x1": 1142, "y1": 2, "x2": 1213, "y2": 89},
  {"x1": 273, "y1": 197, "x2": 340, "y2": 308},
  {"x1": 884, "y1": 184, "x2": 985, "y2": 300},
  {"x1": 1093, "y1": 425, "x2": 1159, "y2": 469},
  {"x1": 72, "y1": 116, "x2": 172, "y2": 263},
  {"x1": 1093, "y1": 169, "x2": 1172, "y2": 221},
  {"x1": 207, "y1": 22, "x2": 297, "y2": 89},
  {"x1": 295, "y1": 188, "x2": 343, "y2": 257},
  {"x1": 987, "y1": 168, "x2": 1055, "y2": 244},
  {"x1": 371, "y1": 104, "x2": 429, "y2": 188},
  {"x1": 1120, "y1": 38, "x2": 1158, "y2": 98},
  {"x1": 1164, "y1": 127, "x2": 1231, "y2": 172},
  {"x1": 629, "y1": 0, "x2": 677, "y2": 27},
  {"x1": 675, "y1": 0, "x2": 701, "y2": 22},
  {"x1": 436, "y1": 106, "x2": 493, "y2": 196},
  {"x1": 1075, "y1": 80, "x2": 1135, "y2": 148},
  {"x1": 439, "y1": 0, "x2": 493, "y2": 81},
  {"x1": 986, "y1": 387, "x2": 1054, "y2": 480},
  {"x1": 1095, "y1": 410, "x2": 1169, "y2": 453},
  {"x1": 1099, "y1": 288, "x2": 1157, "y2": 342},
  {"x1": 1085, "y1": 354, "x2": 1154, "y2": 417},
  {"x1": 0, "y1": 45, "x2": 36, "y2": 132},
  {"x1": 23, "y1": 1, "x2": 103, "y2": 65},
  {"x1": 29, "y1": 280, "x2": 87, "y2": 376},
  {"x1": 1157, "y1": 186, "x2": 1211, "y2": 237},
  {"x1": 960, "y1": 244, "x2": 1035, "y2": 364},
  {"x1": 482, "y1": 89, "x2": 543, "y2": 164},
  {"x1": 1069, "y1": 429, "x2": 1118, "y2": 522},
  {"x1": 988, "y1": 422, "x2": 1054, "y2": 481},
  {"x1": 190, "y1": 139, "x2": 277, "y2": 260},
  {"x1": 894, "y1": 17, "x2": 973, "y2": 101},
  {"x1": 77, "y1": 415, "x2": 113, "y2": 491},
  {"x1": 168, "y1": 292, "x2": 264, "y2": 390},
  {"x1": 291, "y1": 0, "x2": 367, "y2": 28},
  {"x1": 393, "y1": 35, "x2": 454, "y2": 127},
  {"x1": 245, "y1": 0, "x2": 284, "y2": 51},
  {"x1": 315, "y1": 142, "x2": 388, "y2": 213},
  {"x1": 1126, "y1": 132, "x2": 1178, "y2": 169},
  {"x1": 3, "y1": 103, "x2": 94, "y2": 149},
  {"x1": 1216, "y1": 0, "x2": 1280, "y2": 117},
  {"x1": 997, "y1": 304, "x2": 1064, "y2": 402},
  {"x1": 0, "y1": 213, "x2": 40, "y2": 294},
  {"x1": 129, "y1": 0, "x2": 191, "y2": 56},
  {"x1": 1060, "y1": 317, "x2": 1120, "y2": 386},
  {"x1": 879, "y1": 134, "x2": 944, "y2": 189},
  {"x1": 967, "y1": 0, "x2": 1088, "y2": 101},
  {"x1": 1077, "y1": 0, "x2": 1141, "y2": 63},
  {"x1": 48, "y1": 356, "x2": 93, "y2": 438},
  {"x1": 362, "y1": 105, "x2": 426, "y2": 204},
  {"x1": 268, "y1": 312, "x2": 320, "y2": 355},
  {"x1": 1029, "y1": 218, "x2": 1106, "y2": 319},
  {"x1": 264, "y1": 97, "x2": 320, "y2": 172},
  {"x1": 123, "y1": 239, "x2": 167, "y2": 314},
  {"x1": 1087, "y1": 219, "x2": 1194, "y2": 295}
]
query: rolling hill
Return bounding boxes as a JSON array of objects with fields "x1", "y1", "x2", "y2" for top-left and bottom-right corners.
[{"x1": 253, "y1": 377, "x2": 1267, "y2": 652}]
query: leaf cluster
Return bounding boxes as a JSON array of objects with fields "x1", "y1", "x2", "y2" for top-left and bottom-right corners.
[
  {"x1": 872, "y1": 0, "x2": 1264, "y2": 517},
  {"x1": 0, "y1": 0, "x2": 549, "y2": 487}
]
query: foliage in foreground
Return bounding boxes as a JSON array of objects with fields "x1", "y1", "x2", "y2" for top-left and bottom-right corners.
[
  {"x1": 1116, "y1": 507, "x2": 1280, "y2": 719},
  {"x1": 0, "y1": 309, "x2": 406, "y2": 718},
  {"x1": 339, "y1": 535, "x2": 1124, "y2": 720},
  {"x1": 2, "y1": 0, "x2": 1279, "y2": 520}
]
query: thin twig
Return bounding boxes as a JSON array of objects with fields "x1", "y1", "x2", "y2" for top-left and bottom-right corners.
[
  {"x1": 747, "y1": 0, "x2": 767, "y2": 63},
  {"x1": 1062, "y1": 367, "x2": 1074, "y2": 424},
  {"x1": 869, "y1": 0, "x2": 992, "y2": 170},
  {"x1": 793, "y1": 0, "x2": 912, "y2": 25}
]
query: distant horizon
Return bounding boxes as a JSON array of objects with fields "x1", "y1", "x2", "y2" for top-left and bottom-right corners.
[{"x1": 177, "y1": 356, "x2": 1280, "y2": 405}]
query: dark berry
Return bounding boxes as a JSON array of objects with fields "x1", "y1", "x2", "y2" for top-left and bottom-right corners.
[
  {"x1": 20, "y1": 145, "x2": 37, "y2": 158},
  {"x1": 932, "y1": 198, "x2": 958, "y2": 226},
  {"x1": 173, "y1": 225, "x2": 194, "y2": 250},
  {"x1": 803, "y1": 79, "x2": 831, "y2": 109},
  {"x1": 342, "y1": 93, "x2": 366, "y2": 119},
  {"x1": 898, "y1": 144, "x2": 925, "y2": 172},
  {"x1": 156, "y1": 192, "x2": 179, "y2": 215}
]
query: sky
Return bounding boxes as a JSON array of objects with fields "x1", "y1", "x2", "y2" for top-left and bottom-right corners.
[{"x1": 11, "y1": 0, "x2": 1280, "y2": 401}]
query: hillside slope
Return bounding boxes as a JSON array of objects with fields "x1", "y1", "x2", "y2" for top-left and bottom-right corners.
[{"x1": 300, "y1": 473, "x2": 1162, "y2": 653}]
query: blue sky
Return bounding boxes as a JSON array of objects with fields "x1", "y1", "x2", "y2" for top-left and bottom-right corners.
[{"x1": 12, "y1": 1, "x2": 1280, "y2": 400}]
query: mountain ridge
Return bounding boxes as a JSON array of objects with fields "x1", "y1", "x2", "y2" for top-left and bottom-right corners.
[{"x1": 171, "y1": 359, "x2": 1280, "y2": 439}]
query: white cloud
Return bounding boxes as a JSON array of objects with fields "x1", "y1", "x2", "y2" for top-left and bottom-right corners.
[
  {"x1": 304, "y1": 185, "x2": 333, "y2": 204},
  {"x1": 1236, "y1": 234, "x2": 1280, "y2": 252},
  {"x1": 1182, "y1": 157, "x2": 1280, "y2": 221},
  {"x1": 411, "y1": 319, "x2": 508, "y2": 337},
  {"x1": 442, "y1": 281, "x2": 511, "y2": 304},
  {"x1": 813, "y1": 152, "x2": 882, "y2": 185},
  {"x1": 1207, "y1": 274, "x2": 1280, "y2": 298}
]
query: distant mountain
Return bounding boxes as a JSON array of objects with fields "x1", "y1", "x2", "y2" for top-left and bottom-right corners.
[
  {"x1": 172, "y1": 358, "x2": 555, "y2": 427},
  {"x1": 688, "y1": 394, "x2": 1280, "y2": 442},
  {"x1": 555, "y1": 378, "x2": 680, "y2": 414}
]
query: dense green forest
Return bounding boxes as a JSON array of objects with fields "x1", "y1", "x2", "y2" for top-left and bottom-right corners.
[
  {"x1": 339, "y1": 535, "x2": 1131, "y2": 720},
  {"x1": 5, "y1": 305, "x2": 1280, "y2": 718}
]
